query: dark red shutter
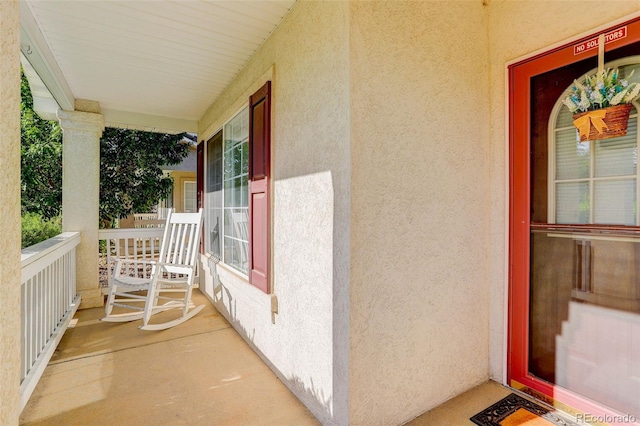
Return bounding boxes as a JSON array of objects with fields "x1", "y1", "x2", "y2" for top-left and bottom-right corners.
[
  {"x1": 196, "y1": 141, "x2": 205, "y2": 253},
  {"x1": 249, "y1": 81, "x2": 271, "y2": 293}
]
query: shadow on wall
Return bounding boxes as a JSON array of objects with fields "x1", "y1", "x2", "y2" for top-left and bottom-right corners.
[{"x1": 207, "y1": 258, "x2": 334, "y2": 424}]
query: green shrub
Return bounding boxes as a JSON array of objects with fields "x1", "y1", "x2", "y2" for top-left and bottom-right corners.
[{"x1": 21, "y1": 213, "x2": 62, "y2": 249}]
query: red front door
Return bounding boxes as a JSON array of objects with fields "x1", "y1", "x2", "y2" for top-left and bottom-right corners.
[{"x1": 509, "y1": 18, "x2": 640, "y2": 424}]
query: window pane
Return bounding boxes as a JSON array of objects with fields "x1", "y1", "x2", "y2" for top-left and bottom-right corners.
[
  {"x1": 224, "y1": 179, "x2": 232, "y2": 209},
  {"x1": 224, "y1": 144, "x2": 234, "y2": 176},
  {"x1": 236, "y1": 179, "x2": 242, "y2": 208},
  {"x1": 242, "y1": 141, "x2": 249, "y2": 174},
  {"x1": 222, "y1": 211, "x2": 248, "y2": 272},
  {"x1": 234, "y1": 143, "x2": 243, "y2": 176},
  {"x1": 233, "y1": 116, "x2": 241, "y2": 143},
  {"x1": 223, "y1": 236, "x2": 233, "y2": 267},
  {"x1": 207, "y1": 133, "x2": 222, "y2": 193},
  {"x1": 184, "y1": 182, "x2": 196, "y2": 213},
  {"x1": 594, "y1": 179, "x2": 636, "y2": 225},
  {"x1": 556, "y1": 129, "x2": 589, "y2": 180},
  {"x1": 206, "y1": 132, "x2": 223, "y2": 257},
  {"x1": 595, "y1": 118, "x2": 637, "y2": 178},
  {"x1": 556, "y1": 105, "x2": 575, "y2": 129},
  {"x1": 222, "y1": 106, "x2": 249, "y2": 275},
  {"x1": 224, "y1": 209, "x2": 235, "y2": 239},
  {"x1": 240, "y1": 179, "x2": 248, "y2": 208},
  {"x1": 556, "y1": 182, "x2": 589, "y2": 224},
  {"x1": 164, "y1": 187, "x2": 173, "y2": 209}
]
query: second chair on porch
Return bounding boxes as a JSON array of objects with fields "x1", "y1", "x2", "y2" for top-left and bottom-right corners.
[{"x1": 102, "y1": 208, "x2": 204, "y2": 330}]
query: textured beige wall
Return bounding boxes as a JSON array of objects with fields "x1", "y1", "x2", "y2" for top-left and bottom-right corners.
[
  {"x1": 486, "y1": 0, "x2": 640, "y2": 383},
  {"x1": 198, "y1": 2, "x2": 640, "y2": 424},
  {"x1": 349, "y1": 1, "x2": 491, "y2": 424},
  {"x1": 198, "y1": 1, "x2": 350, "y2": 424},
  {"x1": 0, "y1": 1, "x2": 21, "y2": 423}
]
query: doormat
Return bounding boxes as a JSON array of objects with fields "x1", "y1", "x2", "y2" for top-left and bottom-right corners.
[{"x1": 470, "y1": 393, "x2": 579, "y2": 426}]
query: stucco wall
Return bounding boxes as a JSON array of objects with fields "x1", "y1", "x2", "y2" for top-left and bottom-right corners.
[
  {"x1": 0, "y1": 1, "x2": 21, "y2": 423},
  {"x1": 197, "y1": 1, "x2": 350, "y2": 424},
  {"x1": 197, "y1": 2, "x2": 640, "y2": 425},
  {"x1": 486, "y1": 0, "x2": 640, "y2": 384},
  {"x1": 349, "y1": 2, "x2": 491, "y2": 424}
]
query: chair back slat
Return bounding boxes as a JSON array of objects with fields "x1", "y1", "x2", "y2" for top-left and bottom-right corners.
[
  {"x1": 157, "y1": 209, "x2": 204, "y2": 268},
  {"x1": 177, "y1": 223, "x2": 187, "y2": 265},
  {"x1": 187, "y1": 222, "x2": 197, "y2": 263}
]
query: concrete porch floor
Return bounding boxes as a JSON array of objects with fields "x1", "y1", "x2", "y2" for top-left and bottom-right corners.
[
  {"x1": 20, "y1": 290, "x2": 319, "y2": 425},
  {"x1": 21, "y1": 289, "x2": 519, "y2": 425}
]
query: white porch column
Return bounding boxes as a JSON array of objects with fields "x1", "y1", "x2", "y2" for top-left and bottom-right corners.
[
  {"x1": 58, "y1": 108, "x2": 104, "y2": 308},
  {"x1": 0, "y1": 1, "x2": 21, "y2": 423}
]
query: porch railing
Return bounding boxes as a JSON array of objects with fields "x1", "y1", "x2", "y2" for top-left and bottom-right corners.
[
  {"x1": 133, "y1": 213, "x2": 166, "y2": 228},
  {"x1": 20, "y1": 232, "x2": 81, "y2": 411}
]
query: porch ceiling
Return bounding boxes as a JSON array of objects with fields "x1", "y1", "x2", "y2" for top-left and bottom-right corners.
[{"x1": 20, "y1": 0, "x2": 296, "y2": 133}]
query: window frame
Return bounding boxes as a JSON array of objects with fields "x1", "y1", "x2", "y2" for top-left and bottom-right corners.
[
  {"x1": 199, "y1": 80, "x2": 272, "y2": 293},
  {"x1": 204, "y1": 105, "x2": 250, "y2": 277}
]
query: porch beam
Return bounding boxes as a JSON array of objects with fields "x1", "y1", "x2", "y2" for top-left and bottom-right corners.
[
  {"x1": 0, "y1": 0, "x2": 22, "y2": 422},
  {"x1": 59, "y1": 107, "x2": 105, "y2": 308},
  {"x1": 19, "y1": 2, "x2": 75, "y2": 111},
  {"x1": 102, "y1": 108, "x2": 198, "y2": 134}
]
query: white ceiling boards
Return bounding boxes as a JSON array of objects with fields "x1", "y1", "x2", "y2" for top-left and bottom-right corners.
[{"x1": 21, "y1": 1, "x2": 296, "y2": 133}]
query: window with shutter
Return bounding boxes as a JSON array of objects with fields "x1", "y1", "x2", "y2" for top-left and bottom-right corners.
[{"x1": 201, "y1": 81, "x2": 271, "y2": 293}]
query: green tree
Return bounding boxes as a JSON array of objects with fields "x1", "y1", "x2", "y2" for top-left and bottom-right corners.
[
  {"x1": 20, "y1": 71, "x2": 190, "y2": 229},
  {"x1": 21, "y1": 72, "x2": 63, "y2": 219},
  {"x1": 99, "y1": 128, "x2": 190, "y2": 227}
]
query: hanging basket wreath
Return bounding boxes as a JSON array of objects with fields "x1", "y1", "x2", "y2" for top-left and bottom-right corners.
[
  {"x1": 571, "y1": 103, "x2": 633, "y2": 142},
  {"x1": 563, "y1": 68, "x2": 640, "y2": 142}
]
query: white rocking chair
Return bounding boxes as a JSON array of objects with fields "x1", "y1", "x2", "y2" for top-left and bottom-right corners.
[{"x1": 102, "y1": 208, "x2": 205, "y2": 330}]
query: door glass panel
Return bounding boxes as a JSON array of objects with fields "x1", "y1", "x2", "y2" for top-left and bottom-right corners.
[
  {"x1": 594, "y1": 117, "x2": 637, "y2": 177},
  {"x1": 530, "y1": 228, "x2": 640, "y2": 418},
  {"x1": 593, "y1": 179, "x2": 636, "y2": 225},
  {"x1": 556, "y1": 182, "x2": 589, "y2": 224},
  {"x1": 556, "y1": 129, "x2": 589, "y2": 180},
  {"x1": 556, "y1": 105, "x2": 576, "y2": 128}
]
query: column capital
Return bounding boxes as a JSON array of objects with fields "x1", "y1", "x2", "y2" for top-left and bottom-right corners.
[{"x1": 57, "y1": 110, "x2": 105, "y2": 135}]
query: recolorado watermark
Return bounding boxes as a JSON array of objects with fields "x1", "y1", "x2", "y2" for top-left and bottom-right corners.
[{"x1": 576, "y1": 413, "x2": 637, "y2": 424}]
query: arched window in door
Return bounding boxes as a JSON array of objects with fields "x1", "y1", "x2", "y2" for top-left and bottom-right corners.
[{"x1": 548, "y1": 57, "x2": 640, "y2": 225}]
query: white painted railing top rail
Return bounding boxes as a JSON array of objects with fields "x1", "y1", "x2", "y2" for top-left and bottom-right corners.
[
  {"x1": 20, "y1": 232, "x2": 81, "y2": 412},
  {"x1": 133, "y1": 213, "x2": 157, "y2": 221},
  {"x1": 133, "y1": 213, "x2": 165, "y2": 228},
  {"x1": 99, "y1": 227, "x2": 165, "y2": 259}
]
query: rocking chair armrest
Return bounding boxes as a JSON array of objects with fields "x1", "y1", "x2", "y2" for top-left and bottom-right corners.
[
  {"x1": 109, "y1": 257, "x2": 157, "y2": 267},
  {"x1": 111, "y1": 258, "x2": 157, "y2": 266},
  {"x1": 155, "y1": 262, "x2": 196, "y2": 270}
]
